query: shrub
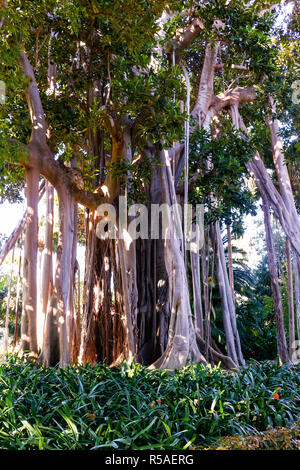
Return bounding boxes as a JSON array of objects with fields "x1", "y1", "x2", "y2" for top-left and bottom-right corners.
[{"x1": 208, "y1": 419, "x2": 300, "y2": 450}]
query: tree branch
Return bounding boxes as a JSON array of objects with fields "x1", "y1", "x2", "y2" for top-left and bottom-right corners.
[
  {"x1": 20, "y1": 51, "x2": 47, "y2": 145},
  {"x1": 192, "y1": 43, "x2": 220, "y2": 125},
  {"x1": 210, "y1": 86, "x2": 256, "y2": 115},
  {"x1": 167, "y1": 16, "x2": 204, "y2": 60}
]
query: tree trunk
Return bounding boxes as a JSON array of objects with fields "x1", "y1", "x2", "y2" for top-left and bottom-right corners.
[
  {"x1": 111, "y1": 239, "x2": 130, "y2": 364},
  {"x1": 68, "y1": 202, "x2": 80, "y2": 362},
  {"x1": 21, "y1": 167, "x2": 39, "y2": 355},
  {"x1": 136, "y1": 164, "x2": 170, "y2": 364},
  {"x1": 293, "y1": 255, "x2": 300, "y2": 342},
  {"x1": 79, "y1": 128, "x2": 134, "y2": 365},
  {"x1": 227, "y1": 225, "x2": 235, "y2": 299},
  {"x1": 150, "y1": 148, "x2": 206, "y2": 370},
  {"x1": 196, "y1": 333, "x2": 237, "y2": 370},
  {"x1": 40, "y1": 181, "x2": 54, "y2": 351},
  {"x1": 191, "y1": 44, "x2": 243, "y2": 368},
  {"x1": 210, "y1": 222, "x2": 244, "y2": 366},
  {"x1": 79, "y1": 212, "x2": 128, "y2": 365},
  {"x1": 3, "y1": 246, "x2": 15, "y2": 353},
  {"x1": 262, "y1": 200, "x2": 289, "y2": 363},
  {"x1": 79, "y1": 209, "x2": 97, "y2": 363},
  {"x1": 55, "y1": 186, "x2": 74, "y2": 366},
  {"x1": 42, "y1": 186, "x2": 74, "y2": 367},
  {"x1": 118, "y1": 236, "x2": 137, "y2": 360},
  {"x1": 71, "y1": 260, "x2": 81, "y2": 362},
  {"x1": 13, "y1": 237, "x2": 22, "y2": 349},
  {"x1": 37, "y1": 240, "x2": 44, "y2": 349},
  {"x1": 120, "y1": 129, "x2": 139, "y2": 359},
  {"x1": 190, "y1": 221, "x2": 204, "y2": 337},
  {"x1": 79, "y1": 211, "x2": 114, "y2": 364},
  {"x1": 201, "y1": 232, "x2": 211, "y2": 359},
  {"x1": 285, "y1": 238, "x2": 295, "y2": 359}
]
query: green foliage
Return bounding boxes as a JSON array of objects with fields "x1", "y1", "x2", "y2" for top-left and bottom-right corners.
[
  {"x1": 0, "y1": 274, "x2": 21, "y2": 333},
  {"x1": 0, "y1": 122, "x2": 28, "y2": 204},
  {"x1": 189, "y1": 123, "x2": 257, "y2": 225},
  {"x1": 0, "y1": 168, "x2": 24, "y2": 204},
  {"x1": 0, "y1": 356, "x2": 299, "y2": 450},
  {"x1": 195, "y1": 0, "x2": 277, "y2": 75},
  {"x1": 0, "y1": 275, "x2": 9, "y2": 322},
  {"x1": 236, "y1": 254, "x2": 278, "y2": 361}
]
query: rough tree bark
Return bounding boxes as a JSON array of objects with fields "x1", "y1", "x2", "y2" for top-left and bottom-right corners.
[
  {"x1": 79, "y1": 209, "x2": 99, "y2": 364},
  {"x1": 79, "y1": 128, "x2": 135, "y2": 365},
  {"x1": 138, "y1": 162, "x2": 171, "y2": 364},
  {"x1": 79, "y1": 123, "x2": 110, "y2": 364}
]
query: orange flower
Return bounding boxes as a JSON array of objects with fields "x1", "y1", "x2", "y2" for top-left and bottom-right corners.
[
  {"x1": 272, "y1": 393, "x2": 279, "y2": 400},
  {"x1": 150, "y1": 404, "x2": 154, "y2": 408},
  {"x1": 156, "y1": 399, "x2": 162, "y2": 402},
  {"x1": 86, "y1": 413, "x2": 96, "y2": 419}
]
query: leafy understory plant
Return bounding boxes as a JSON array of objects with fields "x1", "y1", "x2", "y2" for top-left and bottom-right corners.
[{"x1": 0, "y1": 355, "x2": 299, "y2": 450}]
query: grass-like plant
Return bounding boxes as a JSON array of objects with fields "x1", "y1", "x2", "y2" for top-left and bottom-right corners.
[{"x1": 0, "y1": 355, "x2": 299, "y2": 450}]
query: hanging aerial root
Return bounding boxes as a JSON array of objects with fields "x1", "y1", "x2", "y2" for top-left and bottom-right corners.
[
  {"x1": 196, "y1": 334, "x2": 238, "y2": 370},
  {"x1": 147, "y1": 332, "x2": 238, "y2": 371}
]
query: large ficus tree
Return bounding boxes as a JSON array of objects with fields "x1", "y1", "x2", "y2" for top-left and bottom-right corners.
[{"x1": 0, "y1": 0, "x2": 298, "y2": 368}]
